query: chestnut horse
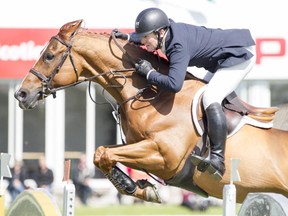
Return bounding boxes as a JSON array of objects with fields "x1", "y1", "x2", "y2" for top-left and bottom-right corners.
[{"x1": 14, "y1": 20, "x2": 288, "y2": 203}]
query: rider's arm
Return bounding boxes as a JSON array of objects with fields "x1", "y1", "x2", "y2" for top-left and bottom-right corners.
[{"x1": 147, "y1": 44, "x2": 190, "y2": 93}]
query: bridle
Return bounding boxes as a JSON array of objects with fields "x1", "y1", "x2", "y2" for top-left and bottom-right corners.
[
  {"x1": 29, "y1": 34, "x2": 79, "y2": 98},
  {"x1": 29, "y1": 31, "x2": 138, "y2": 100}
]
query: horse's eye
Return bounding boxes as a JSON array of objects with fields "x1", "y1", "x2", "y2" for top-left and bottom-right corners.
[{"x1": 43, "y1": 52, "x2": 55, "y2": 62}]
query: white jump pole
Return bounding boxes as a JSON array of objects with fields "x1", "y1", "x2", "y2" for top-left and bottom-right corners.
[
  {"x1": 223, "y1": 158, "x2": 241, "y2": 216},
  {"x1": 62, "y1": 160, "x2": 76, "y2": 216}
]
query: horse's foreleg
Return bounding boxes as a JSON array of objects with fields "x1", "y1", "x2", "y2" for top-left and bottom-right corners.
[
  {"x1": 103, "y1": 165, "x2": 162, "y2": 203},
  {"x1": 94, "y1": 140, "x2": 166, "y2": 173},
  {"x1": 94, "y1": 140, "x2": 164, "y2": 203},
  {"x1": 94, "y1": 140, "x2": 165, "y2": 171}
]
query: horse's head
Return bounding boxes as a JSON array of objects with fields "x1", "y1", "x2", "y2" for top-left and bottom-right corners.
[{"x1": 14, "y1": 19, "x2": 84, "y2": 109}]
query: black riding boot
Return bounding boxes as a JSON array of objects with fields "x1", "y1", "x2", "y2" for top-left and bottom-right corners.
[{"x1": 191, "y1": 102, "x2": 227, "y2": 180}]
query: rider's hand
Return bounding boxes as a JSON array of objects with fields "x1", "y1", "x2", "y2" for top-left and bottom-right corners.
[
  {"x1": 112, "y1": 29, "x2": 129, "y2": 40},
  {"x1": 135, "y1": 59, "x2": 156, "y2": 78}
]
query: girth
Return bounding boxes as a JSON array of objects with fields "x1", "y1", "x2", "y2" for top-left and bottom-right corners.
[{"x1": 165, "y1": 152, "x2": 208, "y2": 198}]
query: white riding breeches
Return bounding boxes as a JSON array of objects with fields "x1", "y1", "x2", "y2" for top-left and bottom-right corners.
[{"x1": 187, "y1": 46, "x2": 256, "y2": 110}]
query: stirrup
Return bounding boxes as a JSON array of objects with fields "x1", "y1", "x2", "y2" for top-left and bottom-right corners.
[
  {"x1": 191, "y1": 154, "x2": 223, "y2": 181},
  {"x1": 136, "y1": 179, "x2": 162, "y2": 203}
]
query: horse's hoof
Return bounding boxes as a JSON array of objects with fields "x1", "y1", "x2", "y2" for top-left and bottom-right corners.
[{"x1": 143, "y1": 185, "x2": 162, "y2": 203}]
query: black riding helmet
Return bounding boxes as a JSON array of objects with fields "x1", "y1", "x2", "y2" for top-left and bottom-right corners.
[{"x1": 134, "y1": 8, "x2": 170, "y2": 38}]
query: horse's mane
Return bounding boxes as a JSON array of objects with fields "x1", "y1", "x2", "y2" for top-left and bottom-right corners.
[
  {"x1": 80, "y1": 28, "x2": 112, "y2": 38},
  {"x1": 58, "y1": 22, "x2": 168, "y2": 67},
  {"x1": 78, "y1": 28, "x2": 169, "y2": 67}
]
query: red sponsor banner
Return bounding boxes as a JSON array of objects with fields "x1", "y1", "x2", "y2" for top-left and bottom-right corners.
[
  {"x1": 0, "y1": 28, "x2": 128, "y2": 79},
  {"x1": 0, "y1": 29, "x2": 58, "y2": 79}
]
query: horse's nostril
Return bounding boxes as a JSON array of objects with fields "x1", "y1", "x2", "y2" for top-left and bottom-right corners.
[
  {"x1": 18, "y1": 91, "x2": 27, "y2": 99},
  {"x1": 14, "y1": 89, "x2": 27, "y2": 101}
]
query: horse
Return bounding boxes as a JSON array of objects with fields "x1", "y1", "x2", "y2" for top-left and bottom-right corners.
[{"x1": 14, "y1": 19, "x2": 288, "y2": 204}]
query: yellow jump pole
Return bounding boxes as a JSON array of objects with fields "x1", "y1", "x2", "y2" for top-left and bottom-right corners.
[
  {"x1": 0, "y1": 153, "x2": 12, "y2": 216},
  {"x1": 0, "y1": 177, "x2": 5, "y2": 216}
]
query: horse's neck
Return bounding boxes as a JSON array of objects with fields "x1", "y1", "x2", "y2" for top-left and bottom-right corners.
[{"x1": 75, "y1": 33, "x2": 142, "y2": 103}]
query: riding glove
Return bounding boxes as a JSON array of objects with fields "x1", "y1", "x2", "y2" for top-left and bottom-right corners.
[
  {"x1": 135, "y1": 59, "x2": 156, "y2": 78},
  {"x1": 112, "y1": 29, "x2": 129, "y2": 40}
]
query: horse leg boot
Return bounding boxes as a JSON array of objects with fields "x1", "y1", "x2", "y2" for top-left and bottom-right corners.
[
  {"x1": 191, "y1": 102, "x2": 227, "y2": 180},
  {"x1": 104, "y1": 166, "x2": 162, "y2": 203}
]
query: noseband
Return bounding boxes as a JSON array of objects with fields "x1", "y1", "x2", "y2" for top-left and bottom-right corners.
[{"x1": 29, "y1": 34, "x2": 79, "y2": 98}]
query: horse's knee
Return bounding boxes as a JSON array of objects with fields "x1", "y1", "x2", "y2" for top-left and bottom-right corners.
[
  {"x1": 93, "y1": 146, "x2": 116, "y2": 173},
  {"x1": 93, "y1": 146, "x2": 105, "y2": 168}
]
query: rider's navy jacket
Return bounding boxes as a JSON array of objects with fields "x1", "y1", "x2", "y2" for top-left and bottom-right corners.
[{"x1": 129, "y1": 20, "x2": 256, "y2": 93}]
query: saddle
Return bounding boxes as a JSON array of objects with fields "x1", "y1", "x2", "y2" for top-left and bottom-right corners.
[{"x1": 192, "y1": 87, "x2": 279, "y2": 139}]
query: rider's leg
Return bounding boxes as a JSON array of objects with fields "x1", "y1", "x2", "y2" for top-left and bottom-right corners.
[
  {"x1": 202, "y1": 102, "x2": 227, "y2": 177},
  {"x1": 192, "y1": 47, "x2": 256, "y2": 179}
]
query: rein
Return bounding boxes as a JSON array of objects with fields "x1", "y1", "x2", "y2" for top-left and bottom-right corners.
[
  {"x1": 110, "y1": 32, "x2": 167, "y2": 186},
  {"x1": 111, "y1": 31, "x2": 137, "y2": 65},
  {"x1": 29, "y1": 32, "x2": 136, "y2": 99}
]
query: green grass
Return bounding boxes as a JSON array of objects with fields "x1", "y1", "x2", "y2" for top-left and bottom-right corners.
[
  {"x1": 74, "y1": 204, "x2": 235, "y2": 215},
  {"x1": 4, "y1": 201, "x2": 241, "y2": 215}
]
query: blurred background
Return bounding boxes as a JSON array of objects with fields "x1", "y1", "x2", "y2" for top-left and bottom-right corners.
[{"x1": 1, "y1": 0, "x2": 287, "y2": 213}]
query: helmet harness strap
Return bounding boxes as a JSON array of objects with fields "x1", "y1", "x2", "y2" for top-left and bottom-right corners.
[
  {"x1": 156, "y1": 31, "x2": 162, "y2": 50},
  {"x1": 155, "y1": 28, "x2": 168, "y2": 50}
]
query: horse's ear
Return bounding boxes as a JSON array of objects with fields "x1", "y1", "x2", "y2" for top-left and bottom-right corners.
[{"x1": 58, "y1": 19, "x2": 83, "y2": 41}]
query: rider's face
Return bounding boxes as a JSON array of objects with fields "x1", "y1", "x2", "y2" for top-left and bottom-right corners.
[{"x1": 141, "y1": 33, "x2": 158, "y2": 52}]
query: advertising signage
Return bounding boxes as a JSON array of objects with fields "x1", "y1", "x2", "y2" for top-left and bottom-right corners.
[
  {"x1": 0, "y1": 28, "x2": 58, "y2": 79},
  {"x1": 0, "y1": 28, "x2": 287, "y2": 79}
]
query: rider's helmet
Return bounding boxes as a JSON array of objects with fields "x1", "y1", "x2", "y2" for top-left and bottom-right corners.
[{"x1": 134, "y1": 8, "x2": 170, "y2": 38}]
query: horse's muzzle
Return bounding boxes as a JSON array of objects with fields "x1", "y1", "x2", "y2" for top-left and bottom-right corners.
[{"x1": 14, "y1": 88, "x2": 41, "y2": 110}]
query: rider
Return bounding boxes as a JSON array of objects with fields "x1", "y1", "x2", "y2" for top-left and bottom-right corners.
[{"x1": 113, "y1": 7, "x2": 256, "y2": 180}]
